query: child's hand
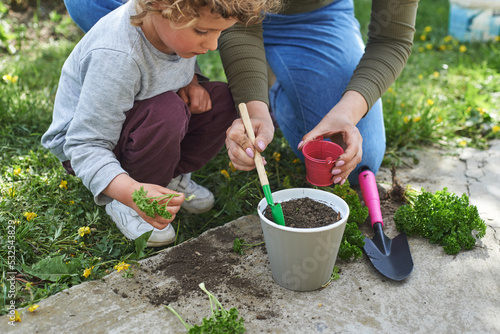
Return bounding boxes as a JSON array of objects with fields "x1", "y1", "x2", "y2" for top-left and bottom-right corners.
[
  {"x1": 177, "y1": 76, "x2": 212, "y2": 114},
  {"x1": 226, "y1": 100, "x2": 275, "y2": 171},
  {"x1": 131, "y1": 183, "x2": 185, "y2": 230}
]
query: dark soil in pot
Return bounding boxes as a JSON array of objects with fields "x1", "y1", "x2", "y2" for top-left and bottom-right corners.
[{"x1": 263, "y1": 197, "x2": 341, "y2": 228}]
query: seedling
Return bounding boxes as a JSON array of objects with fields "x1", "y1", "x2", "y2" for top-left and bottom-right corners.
[
  {"x1": 166, "y1": 282, "x2": 245, "y2": 333},
  {"x1": 233, "y1": 238, "x2": 264, "y2": 255},
  {"x1": 132, "y1": 187, "x2": 196, "y2": 219}
]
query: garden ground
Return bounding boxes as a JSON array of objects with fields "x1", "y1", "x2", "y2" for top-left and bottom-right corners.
[{"x1": 2, "y1": 141, "x2": 499, "y2": 333}]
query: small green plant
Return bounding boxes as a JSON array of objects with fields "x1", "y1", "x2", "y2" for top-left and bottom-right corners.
[
  {"x1": 166, "y1": 283, "x2": 245, "y2": 333},
  {"x1": 324, "y1": 181, "x2": 368, "y2": 261},
  {"x1": 132, "y1": 187, "x2": 180, "y2": 219},
  {"x1": 233, "y1": 238, "x2": 264, "y2": 255},
  {"x1": 394, "y1": 187, "x2": 487, "y2": 255}
]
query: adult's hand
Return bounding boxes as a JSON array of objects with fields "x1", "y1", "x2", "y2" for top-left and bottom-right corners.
[
  {"x1": 225, "y1": 100, "x2": 274, "y2": 171},
  {"x1": 177, "y1": 75, "x2": 212, "y2": 114},
  {"x1": 298, "y1": 91, "x2": 368, "y2": 185}
]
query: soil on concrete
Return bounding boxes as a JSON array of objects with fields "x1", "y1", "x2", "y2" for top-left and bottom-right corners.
[{"x1": 263, "y1": 197, "x2": 341, "y2": 228}]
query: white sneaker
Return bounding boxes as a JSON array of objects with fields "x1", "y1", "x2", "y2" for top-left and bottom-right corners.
[
  {"x1": 105, "y1": 200, "x2": 176, "y2": 247},
  {"x1": 167, "y1": 173, "x2": 215, "y2": 214}
]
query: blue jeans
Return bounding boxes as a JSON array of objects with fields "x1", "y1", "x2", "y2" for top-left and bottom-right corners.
[
  {"x1": 64, "y1": 0, "x2": 124, "y2": 32},
  {"x1": 263, "y1": 0, "x2": 386, "y2": 184}
]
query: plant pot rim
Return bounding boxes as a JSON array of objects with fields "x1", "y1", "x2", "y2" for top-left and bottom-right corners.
[{"x1": 257, "y1": 188, "x2": 349, "y2": 233}]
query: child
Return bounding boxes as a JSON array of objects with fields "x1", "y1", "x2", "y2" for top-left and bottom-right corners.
[{"x1": 42, "y1": 0, "x2": 278, "y2": 247}]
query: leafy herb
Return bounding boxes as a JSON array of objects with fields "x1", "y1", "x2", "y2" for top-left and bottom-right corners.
[
  {"x1": 166, "y1": 283, "x2": 246, "y2": 333},
  {"x1": 325, "y1": 181, "x2": 368, "y2": 261},
  {"x1": 132, "y1": 187, "x2": 180, "y2": 219},
  {"x1": 321, "y1": 265, "x2": 340, "y2": 288},
  {"x1": 394, "y1": 187, "x2": 487, "y2": 255},
  {"x1": 233, "y1": 238, "x2": 264, "y2": 255}
]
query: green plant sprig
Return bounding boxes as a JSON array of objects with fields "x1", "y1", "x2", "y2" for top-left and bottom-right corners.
[
  {"x1": 132, "y1": 187, "x2": 180, "y2": 219},
  {"x1": 394, "y1": 187, "x2": 487, "y2": 255},
  {"x1": 233, "y1": 238, "x2": 264, "y2": 255},
  {"x1": 166, "y1": 282, "x2": 246, "y2": 333}
]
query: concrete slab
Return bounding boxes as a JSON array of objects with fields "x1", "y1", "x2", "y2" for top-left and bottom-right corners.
[{"x1": 3, "y1": 142, "x2": 500, "y2": 333}]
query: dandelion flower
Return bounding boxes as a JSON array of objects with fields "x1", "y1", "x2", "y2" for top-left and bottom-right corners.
[
  {"x1": 459, "y1": 45, "x2": 467, "y2": 53},
  {"x1": 69, "y1": 200, "x2": 75, "y2": 205},
  {"x1": 11, "y1": 310, "x2": 21, "y2": 322},
  {"x1": 427, "y1": 99, "x2": 435, "y2": 106},
  {"x1": 404, "y1": 116, "x2": 410, "y2": 124},
  {"x1": 439, "y1": 45, "x2": 446, "y2": 51},
  {"x1": 24, "y1": 212, "x2": 37, "y2": 221},
  {"x1": 492, "y1": 125, "x2": 500, "y2": 133},
  {"x1": 433, "y1": 71, "x2": 439, "y2": 78},
  {"x1": 293, "y1": 158, "x2": 300, "y2": 164},
  {"x1": 459, "y1": 140, "x2": 467, "y2": 147},
  {"x1": 477, "y1": 107, "x2": 485, "y2": 115},
  {"x1": 418, "y1": 74, "x2": 423, "y2": 80},
  {"x1": 443, "y1": 35, "x2": 453, "y2": 42},
  {"x1": 13, "y1": 168, "x2": 21, "y2": 176},
  {"x1": 496, "y1": 36, "x2": 500, "y2": 42},
  {"x1": 59, "y1": 180, "x2": 68, "y2": 189},
  {"x1": 8, "y1": 188, "x2": 16, "y2": 197},
  {"x1": 418, "y1": 47, "x2": 425, "y2": 52},
  {"x1": 424, "y1": 26, "x2": 432, "y2": 33},
  {"x1": 228, "y1": 161, "x2": 237, "y2": 172},
  {"x1": 78, "y1": 226, "x2": 91, "y2": 237},
  {"x1": 114, "y1": 261, "x2": 130, "y2": 272},
  {"x1": 387, "y1": 87, "x2": 394, "y2": 94},
  {"x1": 83, "y1": 266, "x2": 94, "y2": 278},
  {"x1": 420, "y1": 34, "x2": 426, "y2": 41},
  {"x1": 413, "y1": 116, "x2": 422, "y2": 123},
  {"x1": 220, "y1": 169, "x2": 230, "y2": 179},
  {"x1": 2, "y1": 74, "x2": 19, "y2": 84},
  {"x1": 400, "y1": 103, "x2": 406, "y2": 108},
  {"x1": 425, "y1": 43, "x2": 433, "y2": 50},
  {"x1": 272, "y1": 152, "x2": 281, "y2": 161},
  {"x1": 436, "y1": 116, "x2": 443, "y2": 123},
  {"x1": 28, "y1": 305, "x2": 39, "y2": 312}
]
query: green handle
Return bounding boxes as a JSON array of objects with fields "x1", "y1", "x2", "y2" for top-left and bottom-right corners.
[{"x1": 262, "y1": 184, "x2": 274, "y2": 207}]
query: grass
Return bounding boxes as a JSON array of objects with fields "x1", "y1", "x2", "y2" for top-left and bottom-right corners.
[{"x1": 1, "y1": 0, "x2": 499, "y2": 315}]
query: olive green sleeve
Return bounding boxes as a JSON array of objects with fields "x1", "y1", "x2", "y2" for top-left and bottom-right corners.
[
  {"x1": 218, "y1": 23, "x2": 269, "y2": 106},
  {"x1": 345, "y1": 0, "x2": 419, "y2": 110}
]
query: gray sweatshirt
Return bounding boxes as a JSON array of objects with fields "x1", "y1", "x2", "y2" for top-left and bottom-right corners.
[{"x1": 41, "y1": 1, "x2": 196, "y2": 205}]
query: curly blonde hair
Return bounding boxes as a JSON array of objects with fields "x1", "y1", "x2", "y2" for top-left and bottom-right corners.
[{"x1": 130, "y1": 0, "x2": 282, "y2": 27}]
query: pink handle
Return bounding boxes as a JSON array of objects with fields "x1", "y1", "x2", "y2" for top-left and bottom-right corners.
[{"x1": 358, "y1": 168, "x2": 384, "y2": 227}]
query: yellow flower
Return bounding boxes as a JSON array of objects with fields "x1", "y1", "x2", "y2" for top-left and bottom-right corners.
[
  {"x1": 418, "y1": 74, "x2": 423, "y2": 80},
  {"x1": 387, "y1": 87, "x2": 394, "y2": 94},
  {"x1": 11, "y1": 310, "x2": 21, "y2": 322},
  {"x1": 69, "y1": 200, "x2": 75, "y2": 205},
  {"x1": 420, "y1": 34, "x2": 427, "y2": 41},
  {"x1": 292, "y1": 158, "x2": 300, "y2": 164},
  {"x1": 496, "y1": 36, "x2": 500, "y2": 42},
  {"x1": 418, "y1": 47, "x2": 425, "y2": 52},
  {"x1": 24, "y1": 212, "x2": 37, "y2": 221},
  {"x1": 83, "y1": 266, "x2": 94, "y2": 278},
  {"x1": 2, "y1": 74, "x2": 19, "y2": 84},
  {"x1": 436, "y1": 116, "x2": 443, "y2": 123},
  {"x1": 13, "y1": 168, "x2": 21, "y2": 176},
  {"x1": 28, "y1": 305, "x2": 39, "y2": 312},
  {"x1": 78, "y1": 226, "x2": 91, "y2": 237},
  {"x1": 426, "y1": 43, "x2": 433, "y2": 50},
  {"x1": 228, "y1": 161, "x2": 237, "y2": 172},
  {"x1": 427, "y1": 99, "x2": 435, "y2": 106},
  {"x1": 220, "y1": 169, "x2": 230, "y2": 179},
  {"x1": 477, "y1": 107, "x2": 485, "y2": 115},
  {"x1": 8, "y1": 187, "x2": 16, "y2": 197},
  {"x1": 114, "y1": 261, "x2": 130, "y2": 272},
  {"x1": 413, "y1": 116, "x2": 422, "y2": 123},
  {"x1": 492, "y1": 125, "x2": 500, "y2": 133},
  {"x1": 59, "y1": 180, "x2": 68, "y2": 189},
  {"x1": 400, "y1": 103, "x2": 406, "y2": 108},
  {"x1": 273, "y1": 152, "x2": 281, "y2": 162},
  {"x1": 424, "y1": 26, "x2": 432, "y2": 33},
  {"x1": 439, "y1": 45, "x2": 446, "y2": 51},
  {"x1": 404, "y1": 116, "x2": 410, "y2": 124},
  {"x1": 459, "y1": 45, "x2": 467, "y2": 53},
  {"x1": 433, "y1": 71, "x2": 439, "y2": 78},
  {"x1": 443, "y1": 35, "x2": 453, "y2": 42},
  {"x1": 459, "y1": 140, "x2": 467, "y2": 147}
]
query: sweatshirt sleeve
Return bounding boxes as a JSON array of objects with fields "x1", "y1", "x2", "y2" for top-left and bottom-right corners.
[
  {"x1": 218, "y1": 22, "x2": 269, "y2": 106},
  {"x1": 345, "y1": 0, "x2": 419, "y2": 110},
  {"x1": 64, "y1": 49, "x2": 140, "y2": 205}
]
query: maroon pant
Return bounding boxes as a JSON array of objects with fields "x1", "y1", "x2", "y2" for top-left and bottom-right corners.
[{"x1": 64, "y1": 81, "x2": 237, "y2": 187}]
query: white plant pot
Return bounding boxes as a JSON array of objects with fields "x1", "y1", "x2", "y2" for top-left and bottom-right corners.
[{"x1": 257, "y1": 188, "x2": 349, "y2": 291}]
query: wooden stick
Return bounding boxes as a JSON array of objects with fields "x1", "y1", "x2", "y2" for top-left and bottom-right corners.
[{"x1": 238, "y1": 103, "x2": 269, "y2": 187}]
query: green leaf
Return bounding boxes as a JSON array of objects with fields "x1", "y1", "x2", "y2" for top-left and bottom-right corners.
[{"x1": 22, "y1": 255, "x2": 81, "y2": 282}]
